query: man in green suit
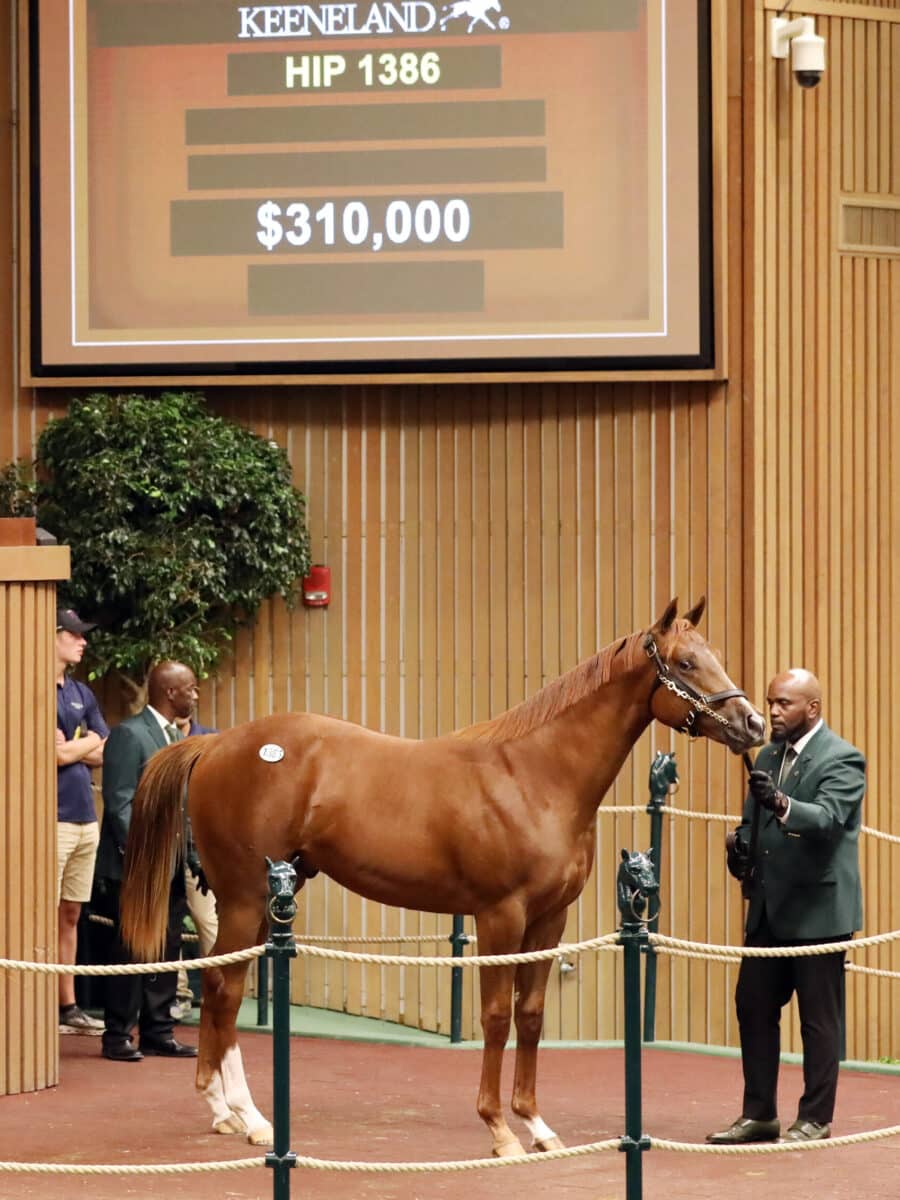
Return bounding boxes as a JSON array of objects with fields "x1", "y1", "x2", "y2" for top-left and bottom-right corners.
[
  {"x1": 707, "y1": 668, "x2": 865, "y2": 1145},
  {"x1": 97, "y1": 661, "x2": 201, "y2": 1062}
]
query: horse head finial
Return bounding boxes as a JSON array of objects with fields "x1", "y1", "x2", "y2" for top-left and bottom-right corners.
[
  {"x1": 266, "y1": 858, "x2": 298, "y2": 926},
  {"x1": 648, "y1": 751, "x2": 679, "y2": 807},
  {"x1": 616, "y1": 848, "x2": 659, "y2": 923}
]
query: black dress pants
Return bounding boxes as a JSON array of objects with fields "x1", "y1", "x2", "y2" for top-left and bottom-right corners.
[
  {"x1": 735, "y1": 911, "x2": 847, "y2": 1124},
  {"x1": 97, "y1": 876, "x2": 186, "y2": 1046}
]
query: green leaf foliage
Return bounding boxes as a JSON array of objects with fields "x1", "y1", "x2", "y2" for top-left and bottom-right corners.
[
  {"x1": 0, "y1": 458, "x2": 38, "y2": 516},
  {"x1": 36, "y1": 391, "x2": 311, "y2": 682}
]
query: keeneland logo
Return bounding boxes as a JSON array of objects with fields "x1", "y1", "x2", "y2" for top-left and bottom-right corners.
[
  {"x1": 439, "y1": 0, "x2": 502, "y2": 33},
  {"x1": 236, "y1": 2, "x2": 510, "y2": 39}
]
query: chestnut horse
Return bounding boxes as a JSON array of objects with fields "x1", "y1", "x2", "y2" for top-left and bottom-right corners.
[{"x1": 120, "y1": 598, "x2": 764, "y2": 1154}]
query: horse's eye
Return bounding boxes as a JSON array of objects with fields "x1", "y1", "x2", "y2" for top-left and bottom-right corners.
[{"x1": 678, "y1": 659, "x2": 694, "y2": 671}]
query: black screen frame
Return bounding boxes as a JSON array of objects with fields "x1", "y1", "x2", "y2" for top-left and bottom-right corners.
[{"x1": 26, "y1": 0, "x2": 715, "y2": 383}]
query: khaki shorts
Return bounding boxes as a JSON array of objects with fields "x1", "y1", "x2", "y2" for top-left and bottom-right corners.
[{"x1": 57, "y1": 821, "x2": 100, "y2": 904}]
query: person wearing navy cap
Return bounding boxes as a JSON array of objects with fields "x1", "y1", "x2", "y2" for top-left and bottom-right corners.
[{"x1": 55, "y1": 607, "x2": 108, "y2": 1035}]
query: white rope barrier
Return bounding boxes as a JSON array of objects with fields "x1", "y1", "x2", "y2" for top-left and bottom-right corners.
[
  {"x1": 860, "y1": 824, "x2": 900, "y2": 845},
  {"x1": 846, "y1": 962, "x2": 900, "y2": 980},
  {"x1": 3, "y1": 803, "x2": 898, "y2": 1183},
  {"x1": 650, "y1": 928, "x2": 900, "y2": 958},
  {"x1": 601, "y1": 802, "x2": 900, "y2": 845},
  {"x1": 652, "y1": 1125, "x2": 900, "y2": 1153},
  {"x1": 660, "y1": 806, "x2": 731, "y2": 822},
  {"x1": 284, "y1": 932, "x2": 475, "y2": 944},
  {"x1": 288, "y1": 932, "x2": 623, "y2": 967},
  {"x1": 1, "y1": 927, "x2": 897, "y2": 1182},
  {"x1": 5, "y1": 925, "x2": 900, "y2": 976},
  {"x1": 0, "y1": 1158, "x2": 266, "y2": 1176},
  {"x1": 5, "y1": 1124, "x2": 900, "y2": 1178},
  {"x1": 292, "y1": 1139, "x2": 623, "y2": 1173},
  {"x1": 0, "y1": 945, "x2": 264, "y2": 975},
  {"x1": 87, "y1": 912, "x2": 455, "y2": 945},
  {"x1": 0, "y1": 934, "x2": 622, "y2": 976}
]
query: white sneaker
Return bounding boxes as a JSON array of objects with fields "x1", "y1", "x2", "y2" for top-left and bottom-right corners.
[{"x1": 59, "y1": 1005, "x2": 104, "y2": 1035}]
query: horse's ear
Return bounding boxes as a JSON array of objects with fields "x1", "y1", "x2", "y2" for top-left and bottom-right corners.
[
  {"x1": 620, "y1": 848, "x2": 629, "y2": 861},
  {"x1": 654, "y1": 598, "x2": 678, "y2": 634},
  {"x1": 682, "y1": 596, "x2": 706, "y2": 627}
]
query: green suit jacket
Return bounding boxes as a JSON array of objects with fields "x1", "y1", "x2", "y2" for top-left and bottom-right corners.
[
  {"x1": 737, "y1": 723, "x2": 865, "y2": 940},
  {"x1": 96, "y1": 707, "x2": 170, "y2": 882}
]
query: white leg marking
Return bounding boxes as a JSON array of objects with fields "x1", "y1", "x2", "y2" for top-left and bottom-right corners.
[
  {"x1": 524, "y1": 1116, "x2": 558, "y2": 1146},
  {"x1": 200, "y1": 1067, "x2": 246, "y2": 1134},
  {"x1": 220, "y1": 1044, "x2": 272, "y2": 1144}
]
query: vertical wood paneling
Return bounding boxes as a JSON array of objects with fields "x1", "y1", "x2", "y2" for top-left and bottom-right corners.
[
  {"x1": 0, "y1": 556, "x2": 67, "y2": 1094},
  {"x1": 754, "y1": 1, "x2": 900, "y2": 1060}
]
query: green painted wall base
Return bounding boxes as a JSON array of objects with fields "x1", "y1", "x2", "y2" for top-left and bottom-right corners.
[{"x1": 175, "y1": 1005, "x2": 900, "y2": 1074}]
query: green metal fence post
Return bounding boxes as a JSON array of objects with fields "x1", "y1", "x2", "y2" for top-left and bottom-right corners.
[
  {"x1": 449, "y1": 914, "x2": 468, "y2": 1044},
  {"x1": 257, "y1": 955, "x2": 270, "y2": 1027},
  {"x1": 617, "y1": 848, "x2": 657, "y2": 1200},
  {"x1": 642, "y1": 751, "x2": 677, "y2": 1043},
  {"x1": 265, "y1": 859, "x2": 298, "y2": 1200}
]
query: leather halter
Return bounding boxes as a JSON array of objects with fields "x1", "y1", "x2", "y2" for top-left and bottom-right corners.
[{"x1": 642, "y1": 634, "x2": 749, "y2": 736}]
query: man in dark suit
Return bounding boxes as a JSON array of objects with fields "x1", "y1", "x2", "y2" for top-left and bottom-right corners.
[
  {"x1": 97, "y1": 661, "x2": 201, "y2": 1062},
  {"x1": 708, "y1": 668, "x2": 865, "y2": 1144}
]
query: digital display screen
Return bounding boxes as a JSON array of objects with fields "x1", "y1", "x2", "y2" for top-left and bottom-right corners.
[{"x1": 29, "y1": 0, "x2": 712, "y2": 378}]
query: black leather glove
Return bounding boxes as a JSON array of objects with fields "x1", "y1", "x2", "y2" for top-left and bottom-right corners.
[
  {"x1": 191, "y1": 863, "x2": 211, "y2": 897},
  {"x1": 748, "y1": 769, "x2": 789, "y2": 818},
  {"x1": 725, "y1": 830, "x2": 749, "y2": 881}
]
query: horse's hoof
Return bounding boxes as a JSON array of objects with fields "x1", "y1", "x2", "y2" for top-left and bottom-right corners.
[
  {"x1": 247, "y1": 1123, "x2": 274, "y2": 1147},
  {"x1": 492, "y1": 1138, "x2": 526, "y2": 1158},
  {"x1": 533, "y1": 1135, "x2": 566, "y2": 1153},
  {"x1": 213, "y1": 1115, "x2": 246, "y2": 1136}
]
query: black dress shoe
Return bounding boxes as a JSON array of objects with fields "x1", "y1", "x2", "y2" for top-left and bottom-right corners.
[
  {"x1": 785, "y1": 1119, "x2": 830, "y2": 1141},
  {"x1": 138, "y1": 1036, "x2": 198, "y2": 1058},
  {"x1": 706, "y1": 1117, "x2": 780, "y2": 1144},
  {"x1": 102, "y1": 1039, "x2": 143, "y2": 1062}
]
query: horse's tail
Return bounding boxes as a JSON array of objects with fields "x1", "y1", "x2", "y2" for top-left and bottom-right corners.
[{"x1": 119, "y1": 735, "x2": 216, "y2": 960}]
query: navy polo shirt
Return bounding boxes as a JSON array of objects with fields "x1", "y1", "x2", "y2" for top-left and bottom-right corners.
[
  {"x1": 188, "y1": 719, "x2": 216, "y2": 736},
  {"x1": 56, "y1": 676, "x2": 109, "y2": 822}
]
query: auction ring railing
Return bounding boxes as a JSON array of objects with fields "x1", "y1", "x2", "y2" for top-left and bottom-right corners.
[
  {"x1": 247, "y1": 751, "x2": 900, "y2": 1041},
  {"x1": 3, "y1": 750, "x2": 900, "y2": 1199},
  {"x1": 3, "y1": 855, "x2": 900, "y2": 1199}
]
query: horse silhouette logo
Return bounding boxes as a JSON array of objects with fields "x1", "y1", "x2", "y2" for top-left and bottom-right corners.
[{"x1": 439, "y1": 0, "x2": 504, "y2": 34}]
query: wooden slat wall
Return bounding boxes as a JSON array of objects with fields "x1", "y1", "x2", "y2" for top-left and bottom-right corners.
[
  {"x1": 0, "y1": 0, "x2": 897, "y2": 1068},
  {"x1": 0, "y1": 551, "x2": 69, "y2": 1095},
  {"x1": 753, "y1": 0, "x2": 900, "y2": 1060},
  {"x1": 175, "y1": 379, "x2": 750, "y2": 1046}
]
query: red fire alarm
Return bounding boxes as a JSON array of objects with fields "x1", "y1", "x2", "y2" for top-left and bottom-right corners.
[{"x1": 302, "y1": 564, "x2": 331, "y2": 607}]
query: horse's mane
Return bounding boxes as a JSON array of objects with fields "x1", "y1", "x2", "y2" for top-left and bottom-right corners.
[{"x1": 454, "y1": 626, "x2": 656, "y2": 744}]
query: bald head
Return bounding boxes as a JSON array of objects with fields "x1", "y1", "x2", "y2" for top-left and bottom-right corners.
[
  {"x1": 766, "y1": 668, "x2": 822, "y2": 743},
  {"x1": 147, "y1": 661, "x2": 198, "y2": 721}
]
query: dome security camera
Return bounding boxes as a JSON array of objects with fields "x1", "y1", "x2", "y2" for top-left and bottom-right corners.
[
  {"x1": 770, "y1": 15, "x2": 826, "y2": 90},
  {"x1": 791, "y1": 28, "x2": 826, "y2": 88}
]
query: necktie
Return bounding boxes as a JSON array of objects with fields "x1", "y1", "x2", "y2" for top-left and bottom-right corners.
[
  {"x1": 779, "y1": 745, "x2": 796, "y2": 787},
  {"x1": 165, "y1": 723, "x2": 182, "y2": 744}
]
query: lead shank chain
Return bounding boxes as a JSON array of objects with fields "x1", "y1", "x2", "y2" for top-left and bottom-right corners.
[{"x1": 659, "y1": 674, "x2": 730, "y2": 728}]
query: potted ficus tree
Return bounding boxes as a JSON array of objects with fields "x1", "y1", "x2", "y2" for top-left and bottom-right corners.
[
  {"x1": 0, "y1": 459, "x2": 38, "y2": 545},
  {"x1": 6, "y1": 389, "x2": 311, "y2": 705}
]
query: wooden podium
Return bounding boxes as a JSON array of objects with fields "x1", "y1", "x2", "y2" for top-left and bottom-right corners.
[{"x1": 0, "y1": 543, "x2": 70, "y2": 1094}]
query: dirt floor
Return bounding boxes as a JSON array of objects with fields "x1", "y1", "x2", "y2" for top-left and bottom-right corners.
[{"x1": 1, "y1": 1032, "x2": 898, "y2": 1200}]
